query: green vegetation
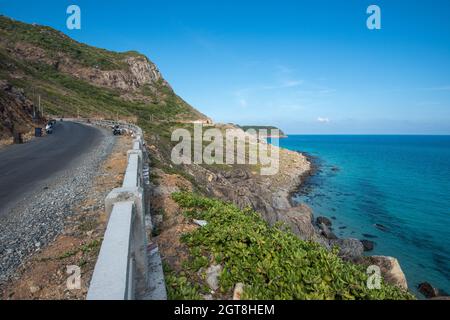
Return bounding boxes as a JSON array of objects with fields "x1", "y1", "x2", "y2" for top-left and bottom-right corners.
[
  {"x1": 0, "y1": 15, "x2": 203, "y2": 119},
  {"x1": 0, "y1": 15, "x2": 130, "y2": 70},
  {"x1": 164, "y1": 263, "x2": 203, "y2": 300},
  {"x1": 0, "y1": 14, "x2": 205, "y2": 155},
  {"x1": 58, "y1": 239, "x2": 102, "y2": 260},
  {"x1": 171, "y1": 192, "x2": 415, "y2": 300}
]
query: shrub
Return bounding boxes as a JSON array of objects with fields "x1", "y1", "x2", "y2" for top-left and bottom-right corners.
[{"x1": 171, "y1": 192, "x2": 415, "y2": 300}]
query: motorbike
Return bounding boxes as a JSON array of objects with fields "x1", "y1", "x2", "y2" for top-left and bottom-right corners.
[{"x1": 113, "y1": 125, "x2": 122, "y2": 136}]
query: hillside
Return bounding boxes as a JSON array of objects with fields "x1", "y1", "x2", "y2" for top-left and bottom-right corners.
[{"x1": 0, "y1": 15, "x2": 208, "y2": 139}]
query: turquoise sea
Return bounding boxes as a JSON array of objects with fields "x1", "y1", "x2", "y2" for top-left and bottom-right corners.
[{"x1": 278, "y1": 135, "x2": 450, "y2": 297}]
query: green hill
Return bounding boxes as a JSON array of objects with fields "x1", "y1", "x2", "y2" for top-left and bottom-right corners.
[{"x1": 0, "y1": 15, "x2": 207, "y2": 139}]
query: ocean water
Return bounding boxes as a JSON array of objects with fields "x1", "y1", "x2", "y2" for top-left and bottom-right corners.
[{"x1": 278, "y1": 135, "x2": 450, "y2": 297}]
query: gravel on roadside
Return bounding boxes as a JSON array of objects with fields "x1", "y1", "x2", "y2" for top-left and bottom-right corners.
[{"x1": 0, "y1": 126, "x2": 115, "y2": 284}]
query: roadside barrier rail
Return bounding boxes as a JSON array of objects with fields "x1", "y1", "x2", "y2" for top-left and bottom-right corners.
[{"x1": 70, "y1": 118, "x2": 154, "y2": 300}]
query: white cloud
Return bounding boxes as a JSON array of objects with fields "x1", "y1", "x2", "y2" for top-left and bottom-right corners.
[{"x1": 317, "y1": 117, "x2": 330, "y2": 123}]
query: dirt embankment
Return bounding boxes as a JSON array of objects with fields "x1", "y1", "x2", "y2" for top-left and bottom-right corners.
[{"x1": 0, "y1": 80, "x2": 46, "y2": 143}]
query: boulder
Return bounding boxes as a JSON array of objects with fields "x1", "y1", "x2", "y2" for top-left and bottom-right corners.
[
  {"x1": 272, "y1": 191, "x2": 292, "y2": 210},
  {"x1": 361, "y1": 239, "x2": 375, "y2": 251},
  {"x1": 205, "y1": 264, "x2": 222, "y2": 291},
  {"x1": 221, "y1": 169, "x2": 249, "y2": 182},
  {"x1": 418, "y1": 282, "x2": 440, "y2": 299},
  {"x1": 331, "y1": 238, "x2": 364, "y2": 260},
  {"x1": 318, "y1": 223, "x2": 337, "y2": 240},
  {"x1": 316, "y1": 216, "x2": 332, "y2": 227},
  {"x1": 366, "y1": 256, "x2": 408, "y2": 290},
  {"x1": 277, "y1": 204, "x2": 316, "y2": 241},
  {"x1": 193, "y1": 219, "x2": 208, "y2": 227},
  {"x1": 233, "y1": 283, "x2": 245, "y2": 300}
]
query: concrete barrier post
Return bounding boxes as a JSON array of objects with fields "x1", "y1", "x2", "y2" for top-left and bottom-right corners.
[
  {"x1": 127, "y1": 149, "x2": 143, "y2": 187},
  {"x1": 87, "y1": 201, "x2": 135, "y2": 300},
  {"x1": 105, "y1": 187, "x2": 149, "y2": 293}
]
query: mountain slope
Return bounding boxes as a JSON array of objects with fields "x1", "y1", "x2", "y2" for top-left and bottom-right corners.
[{"x1": 0, "y1": 15, "x2": 208, "y2": 138}]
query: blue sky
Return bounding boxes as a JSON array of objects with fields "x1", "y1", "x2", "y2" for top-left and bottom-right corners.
[{"x1": 1, "y1": 0, "x2": 450, "y2": 134}]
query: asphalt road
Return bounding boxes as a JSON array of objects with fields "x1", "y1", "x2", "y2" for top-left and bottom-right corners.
[{"x1": 0, "y1": 121, "x2": 105, "y2": 217}]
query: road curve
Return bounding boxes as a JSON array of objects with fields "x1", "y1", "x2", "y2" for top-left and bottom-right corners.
[{"x1": 0, "y1": 121, "x2": 105, "y2": 217}]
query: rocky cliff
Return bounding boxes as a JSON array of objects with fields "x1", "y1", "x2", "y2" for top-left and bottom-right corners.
[
  {"x1": 0, "y1": 79, "x2": 36, "y2": 139},
  {"x1": 0, "y1": 15, "x2": 206, "y2": 138}
]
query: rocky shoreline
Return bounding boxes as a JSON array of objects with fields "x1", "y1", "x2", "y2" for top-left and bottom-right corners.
[
  {"x1": 148, "y1": 125, "x2": 447, "y2": 298},
  {"x1": 176, "y1": 141, "x2": 413, "y2": 293},
  {"x1": 288, "y1": 153, "x2": 408, "y2": 287},
  {"x1": 286, "y1": 151, "x2": 450, "y2": 299}
]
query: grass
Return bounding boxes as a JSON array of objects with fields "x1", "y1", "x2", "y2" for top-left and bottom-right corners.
[
  {"x1": 170, "y1": 192, "x2": 415, "y2": 300},
  {"x1": 58, "y1": 239, "x2": 102, "y2": 260}
]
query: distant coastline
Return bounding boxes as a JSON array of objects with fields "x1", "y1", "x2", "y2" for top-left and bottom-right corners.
[{"x1": 238, "y1": 125, "x2": 287, "y2": 138}]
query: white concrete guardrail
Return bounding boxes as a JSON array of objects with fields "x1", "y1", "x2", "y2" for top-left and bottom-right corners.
[{"x1": 68, "y1": 118, "x2": 164, "y2": 300}]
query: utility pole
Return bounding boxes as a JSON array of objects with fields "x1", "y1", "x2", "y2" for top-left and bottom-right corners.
[
  {"x1": 32, "y1": 88, "x2": 36, "y2": 120},
  {"x1": 40, "y1": 95, "x2": 44, "y2": 119}
]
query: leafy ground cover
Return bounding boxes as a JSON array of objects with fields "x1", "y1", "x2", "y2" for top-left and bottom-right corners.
[{"x1": 169, "y1": 192, "x2": 415, "y2": 300}]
